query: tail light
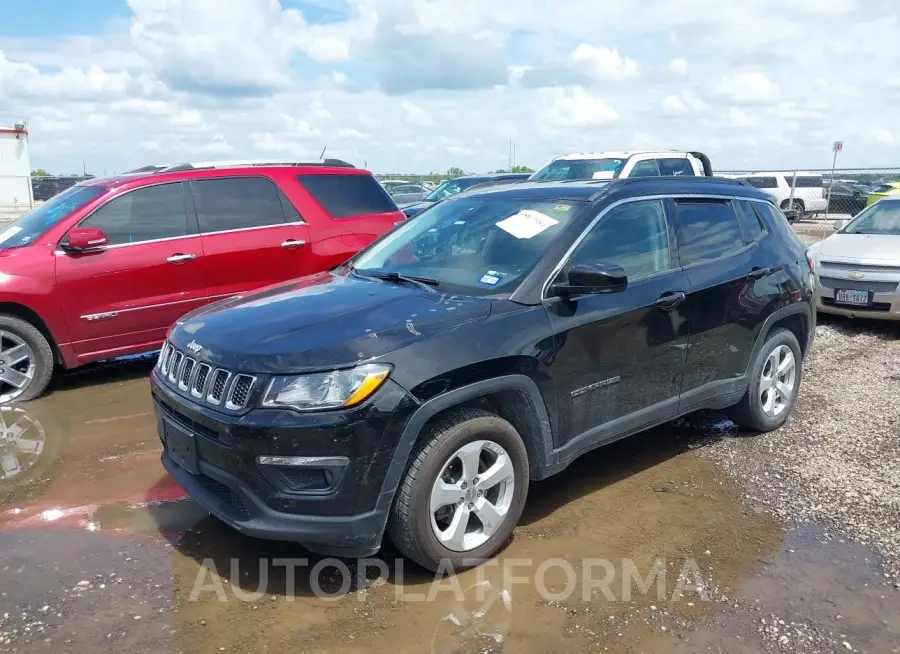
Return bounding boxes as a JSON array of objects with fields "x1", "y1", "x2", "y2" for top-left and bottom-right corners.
[{"x1": 822, "y1": 187, "x2": 827, "y2": 199}]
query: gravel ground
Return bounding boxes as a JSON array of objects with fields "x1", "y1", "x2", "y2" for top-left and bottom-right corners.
[{"x1": 689, "y1": 225, "x2": 900, "y2": 587}]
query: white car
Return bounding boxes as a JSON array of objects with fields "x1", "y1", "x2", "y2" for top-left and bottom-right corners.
[
  {"x1": 732, "y1": 172, "x2": 827, "y2": 218},
  {"x1": 807, "y1": 198, "x2": 900, "y2": 320},
  {"x1": 529, "y1": 150, "x2": 712, "y2": 181}
]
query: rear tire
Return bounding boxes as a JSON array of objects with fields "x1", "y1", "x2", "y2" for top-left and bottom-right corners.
[
  {"x1": 781, "y1": 199, "x2": 805, "y2": 221},
  {"x1": 0, "y1": 315, "x2": 54, "y2": 403},
  {"x1": 387, "y1": 408, "x2": 529, "y2": 571},
  {"x1": 727, "y1": 327, "x2": 802, "y2": 432}
]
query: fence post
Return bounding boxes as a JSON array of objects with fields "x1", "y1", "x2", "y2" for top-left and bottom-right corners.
[{"x1": 788, "y1": 170, "x2": 797, "y2": 215}]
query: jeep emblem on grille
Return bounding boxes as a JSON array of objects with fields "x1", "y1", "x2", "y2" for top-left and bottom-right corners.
[{"x1": 186, "y1": 340, "x2": 203, "y2": 353}]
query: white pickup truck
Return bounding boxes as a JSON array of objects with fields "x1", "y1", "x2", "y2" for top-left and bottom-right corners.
[{"x1": 529, "y1": 150, "x2": 713, "y2": 181}]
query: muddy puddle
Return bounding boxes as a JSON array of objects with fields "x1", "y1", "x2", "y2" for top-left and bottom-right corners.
[{"x1": 1, "y1": 360, "x2": 897, "y2": 653}]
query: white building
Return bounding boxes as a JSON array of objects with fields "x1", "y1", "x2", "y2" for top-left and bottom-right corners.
[{"x1": 0, "y1": 124, "x2": 32, "y2": 219}]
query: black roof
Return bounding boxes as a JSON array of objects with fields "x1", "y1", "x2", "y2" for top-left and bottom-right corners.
[
  {"x1": 455, "y1": 176, "x2": 773, "y2": 204},
  {"x1": 453, "y1": 172, "x2": 531, "y2": 183}
]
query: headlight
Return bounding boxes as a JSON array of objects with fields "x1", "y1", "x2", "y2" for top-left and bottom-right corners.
[{"x1": 261, "y1": 364, "x2": 391, "y2": 411}]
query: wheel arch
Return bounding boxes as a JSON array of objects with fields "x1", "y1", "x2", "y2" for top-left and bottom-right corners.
[
  {"x1": 0, "y1": 302, "x2": 62, "y2": 366},
  {"x1": 381, "y1": 375, "x2": 555, "y2": 506}
]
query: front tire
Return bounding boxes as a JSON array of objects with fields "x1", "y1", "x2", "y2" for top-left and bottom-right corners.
[
  {"x1": 387, "y1": 408, "x2": 530, "y2": 571},
  {"x1": 0, "y1": 315, "x2": 54, "y2": 403},
  {"x1": 782, "y1": 199, "x2": 805, "y2": 221},
  {"x1": 727, "y1": 327, "x2": 802, "y2": 432}
]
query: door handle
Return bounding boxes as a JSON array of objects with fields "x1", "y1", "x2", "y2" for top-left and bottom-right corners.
[
  {"x1": 747, "y1": 267, "x2": 771, "y2": 280},
  {"x1": 281, "y1": 239, "x2": 307, "y2": 248},
  {"x1": 166, "y1": 253, "x2": 196, "y2": 264},
  {"x1": 654, "y1": 291, "x2": 686, "y2": 310}
]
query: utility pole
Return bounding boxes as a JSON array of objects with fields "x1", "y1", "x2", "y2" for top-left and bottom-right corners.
[{"x1": 824, "y1": 140, "x2": 843, "y2": 222}]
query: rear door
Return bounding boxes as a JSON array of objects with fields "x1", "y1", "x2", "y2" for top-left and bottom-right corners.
[
  {"x1": 55, "y1": 181, "x2": 208, "y2": 358},
  {"x1": 189, "y1": 176, "x2": 313, "y2": 302},
  {"x1": 295, "y1": 172, "x2": 404, "y2": 254},
  {"x1": 670, "y1": 197, "x2": 780, "y2": 410}
]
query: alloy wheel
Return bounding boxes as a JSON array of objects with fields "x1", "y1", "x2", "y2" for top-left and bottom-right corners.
[
  {"x1": 429, "y1": 439, "x2": 516, "y2": 552},
  {"x1": 759, "y1": 344, "x2": 796, "y2": 417},
  {"x1": 0, "y1": 332, "x2": 35, "y2": 402}
]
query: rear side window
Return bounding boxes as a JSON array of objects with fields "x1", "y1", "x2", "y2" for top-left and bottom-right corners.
[
  {"x1": 81, "y1": 182, "x2": 188, "y2": 246},
  {"x1": 628, "y1": 159, "x2": 661, "y2": 178},
  {"x1": 658, "y1": 158, "x2": 696, "y2": 176},
  {"x1": 673, "y1": 199, "x2": 746, "y2": 266},
  {"x1": 734, "y1": 200, "x2": 767, "y2": 243},
  {"x1": 741, "y1": 177, "x2": 777, "y2": 189},
  {"x1": 191, "y1": 177, "x2": 287, "y2": 233},
  {"x1": 297, "y1": 174, "x2": 397, "y2": 218},
  {"x1": 787, "y1": 176, "x2": 822, "y2": 188}
]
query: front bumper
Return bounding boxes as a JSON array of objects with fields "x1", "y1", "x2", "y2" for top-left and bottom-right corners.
[
  {"x1": 151, "y1": 372, "x2": 416, "y2": 557},
  {"x1": 814, "y1": 266, "x2": 900, "y2": 320}
]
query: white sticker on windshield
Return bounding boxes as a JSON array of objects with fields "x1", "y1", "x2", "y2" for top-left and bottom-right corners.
[
  {"x1": 592, "y1": 171, "x2": 615, "y2": 180},
  {"x1": 496, "y1": 210, "x2": 559, "y2": 239},
  {"x1": 0, "y1": 226, "x2": 23, "y2": 245}
]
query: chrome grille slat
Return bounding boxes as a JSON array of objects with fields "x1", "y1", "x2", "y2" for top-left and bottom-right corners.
[
  {"x1": 179, "y1": 357, "x2": 196, "y2": 390},
  {"x1": 819, "y1": 277, "x2": 899, "y2": 293},
  {"x1": 168, "y1": 351, "x2": 184, "y2": 383},
  {"x1": 191, "y1": 364, "x2": 212, "y2": 398},
  {"x1": 226, "y1": 374, "x2": 256, "y2": 410},
  {"x1": 820, "y1": 261, "x2": 900, "y2": 274},
  {"x1": 158, "y1": 342, "x2": 255, "y2": 410},
  {"x1": 207, "y1": 369, "x2": 231, "y2": 405}
]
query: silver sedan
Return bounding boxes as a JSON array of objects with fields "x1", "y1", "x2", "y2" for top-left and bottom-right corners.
[{"x1": 807, "y1": 198, "x2": 900, "y2": 320}]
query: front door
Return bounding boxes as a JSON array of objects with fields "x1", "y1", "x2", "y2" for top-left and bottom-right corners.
[
  {"x1": 189, "y1": 176, "x2": 313, "y2": 302},
  {"x1": 545, "y1": 198, "x2": 690, "y2": 450},
  {"x1": 56, "y1": 181, "x2": 208, "y2": 359}
]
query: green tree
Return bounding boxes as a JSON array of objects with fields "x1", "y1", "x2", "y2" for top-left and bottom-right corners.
[
  {"x1": 446, "y1": 166, "x2": 465, "y2": 178},
  {"x1": 31, "y1": 168, "x2": 49, "y2": 176},
  {"x1": 492, "y1": 165, "x2": 535, "y2": 174}
]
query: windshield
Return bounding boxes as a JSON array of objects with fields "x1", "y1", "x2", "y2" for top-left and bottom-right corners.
[
  {"x1": 350, "y1": 196, "x2": 584, "y2": 295},
  {"x1": 0, "y1": 185, "x2": 107, "y2": 248},
  {"x1": 424, "y1": 178, "x2": 485, "y2": 202},
  {"x1": 530, "y1": 158, "x2": 625, "y2": 181},
  {"x1": 842, "y1": 200, "x2": 900, "y2": 235}
]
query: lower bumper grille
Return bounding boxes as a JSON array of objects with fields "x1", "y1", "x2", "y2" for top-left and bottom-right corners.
[{"x1": 197, "y1": 474, "x2": 251, "y2": 518}]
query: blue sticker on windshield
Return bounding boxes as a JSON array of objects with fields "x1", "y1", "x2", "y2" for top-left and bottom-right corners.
[{"x1": 479, "y1": 270, "x2": 503, "y2": 286}]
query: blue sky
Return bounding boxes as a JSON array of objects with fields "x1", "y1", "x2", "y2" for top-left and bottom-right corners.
[{"x1": 1, "y1": 0, "x2": 898, "y2": 175}]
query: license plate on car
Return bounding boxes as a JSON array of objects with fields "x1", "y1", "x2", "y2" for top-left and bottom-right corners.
[
  {"x1": 835, "y1": 289, "x2": 870, "y2": 306},
  {"x1": 164, "y1": 420, "x2": 199, "y2": 474}
]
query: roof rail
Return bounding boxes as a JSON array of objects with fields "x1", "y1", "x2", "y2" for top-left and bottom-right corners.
[{"x1": 157, "y1": 159, "x2": 355, "y2": 173}]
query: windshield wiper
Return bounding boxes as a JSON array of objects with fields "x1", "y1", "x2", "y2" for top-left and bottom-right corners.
[{"x1": 367, "y1": 271, "x2": 440, "y2": 293}]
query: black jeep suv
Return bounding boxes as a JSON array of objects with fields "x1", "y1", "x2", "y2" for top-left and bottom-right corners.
[{"x1": 152, "y1": 177, "x2": 815, "y2": 571}]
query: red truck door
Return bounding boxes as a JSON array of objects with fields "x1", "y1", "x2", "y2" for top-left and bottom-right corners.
[
  {"x1": 188, "y1": 176, "x2": 313, "y2": 302},
  {"x1": 55, "y1": 181, "x2": 209, "y2": 361}
]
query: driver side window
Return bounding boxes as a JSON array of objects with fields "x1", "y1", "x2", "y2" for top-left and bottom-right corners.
[
  {"x1": 569, "y1": 200, "x2": 672, "y2": 279},
  {"x1": 80, "y1": 182, "x2": 189, "y2": 246}
]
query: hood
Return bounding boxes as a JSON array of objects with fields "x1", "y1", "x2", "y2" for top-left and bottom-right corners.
[
  {"x1": 400, "y1": 201, "x2": 435, "y2": 217},
  {"x1": 818, "y1": 233, "x2": 900, "y2": 262},
  {"x1": 169, "y1": 272, "x2": 492, "y2": 374}
]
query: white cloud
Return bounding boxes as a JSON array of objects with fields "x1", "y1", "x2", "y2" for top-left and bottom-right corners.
[
  {"x1": 542, "y1": 86, "x2": 619, "y2": 128},
  {"x1": 728, "y1": 107, "x2": 757, "y2": 129},
  {"x1": 2, "y1": 0, "x2": 899, "y2": 174},
  {"x1": 715, "y1": 72, "x2": 779, "y2": 103},
  {"x1": 570, "y1": 44, "x2": 638, "y2": 82},
  {"x1": 669, "y1": 58, "x2": 688, "y2": 75},
  {"x1": 869, "y1": 128, "x2": 895, "y2": 146},
  {"x1": 661, "y1": 89, "x2": 706, "y2": 114}
]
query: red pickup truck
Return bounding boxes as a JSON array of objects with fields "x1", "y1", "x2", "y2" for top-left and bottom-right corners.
[{"x1": 0, "y1": 160, "x2": 405, "y2": 402}]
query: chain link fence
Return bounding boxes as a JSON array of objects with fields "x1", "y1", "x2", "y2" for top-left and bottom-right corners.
[{"x1": 717, "y1": 167, "x2": 900, "y2": 221}]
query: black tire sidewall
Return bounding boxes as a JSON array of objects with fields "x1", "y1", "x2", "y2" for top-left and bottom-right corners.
[
  {"x1": 744, "y1": 329, "x2": 802, "y2": 431},
  {"x1": 405, "y1": 415, "x2": 529, "y2": 570},
  {"x1": 0, "y1": 316, "x2": 54, "y2": 403}
]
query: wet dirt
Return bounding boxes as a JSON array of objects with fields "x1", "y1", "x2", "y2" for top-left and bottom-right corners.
[{"x1": 1, "y1": 351, "x2": 898, "y2": 653}]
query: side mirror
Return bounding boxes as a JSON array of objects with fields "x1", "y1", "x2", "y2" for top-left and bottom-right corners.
[
  {"x1": 64, "y1": 227, "x2": 108, "y2": 253},
  {"x1": 833, "y1": 219, "x2": 850, "y2": 231},
  {"x1": 552, "y1": 263, "x2": 628, "y2": 297}
]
